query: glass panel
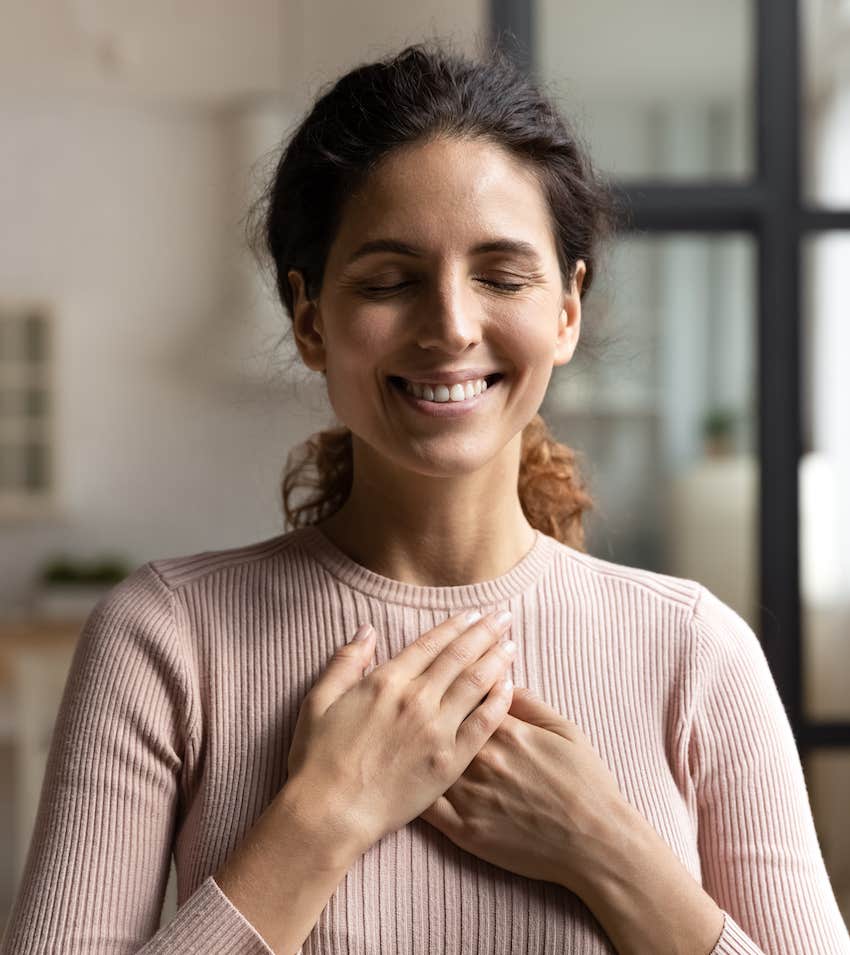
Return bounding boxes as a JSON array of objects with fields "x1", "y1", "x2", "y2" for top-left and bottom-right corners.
[
  {"x1": 0, "y1": 389, "x2": 34, "y2": 416},
  {"x1": 804, "y1": 748, "x2": 850, "y2": 925},
  {"x1": 0, "y1": 314, "x2": 18, "y2": 363},
  {"x1": 535, "y1": 0, "x2": 753, "y2": 181},
  {"x1": 23, "y1": 442, "x2": 48, "y2": 490},
  {"x1": 24, "y1": 387, "x2": 48, "y2": 417},
  {"x1": 0, "y1": 388, "x2": 13, "y2": 416},
  {"x1": 0, "y1": 444, "x2": 24, "y2": 490},
  {"x1": 22, "y1": 311, "x2": 48, "y2": 363},
  {"x1": 0, "y1": 445, "x2": 10, "y2": 489},
  {"x1": 802, "y1": 0, "x2": 850, "y2": 206},
  {"x1": 801, "y1": 234, "x2": 850, "y2": 719},
  {"x1": 541, "y1": 233, "x2": 759, "y2": 631}
]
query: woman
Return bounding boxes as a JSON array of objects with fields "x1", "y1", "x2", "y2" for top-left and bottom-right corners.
[{"x1": 2, "y1": 40, "x2": 848, "y2": 955}]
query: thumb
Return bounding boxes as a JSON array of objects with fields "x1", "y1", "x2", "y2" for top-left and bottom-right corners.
[
  {"x1": 507, "y1": 686, "x2": 573, "y2": 738},
  {"x1": 310, "y1": 623, "x2": 375, "y2": 710},
  {"x1": 335, "y1": 623, "x2": 375, "y2": 676},
  {"x1": 288, "y1": 624, "x2": 374, "y2": 773}
]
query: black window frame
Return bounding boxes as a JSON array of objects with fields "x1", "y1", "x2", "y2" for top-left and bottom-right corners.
[{"x1": 490, "y1": 0, "x2": 850, "y2": 758}]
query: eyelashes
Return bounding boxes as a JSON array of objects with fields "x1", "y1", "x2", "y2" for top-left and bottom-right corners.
[{"x1": 361, "y1": 279, "x2": 528, "y2": 297}]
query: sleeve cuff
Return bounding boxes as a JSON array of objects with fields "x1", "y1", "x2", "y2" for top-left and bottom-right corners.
[
  {"x1": 139, "y1": 875, "x2": 284, "y2": 954},
  {"x1": 708, "y1": 910, "x2": 767, "y2": 955}
]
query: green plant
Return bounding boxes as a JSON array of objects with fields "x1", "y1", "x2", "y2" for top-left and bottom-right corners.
[
  {"x1": 39, "y1": 554, "x2": 132, "y2": 586},
  {"x1": 702, "y1": 407, "x2": 738, "y2": 440}
]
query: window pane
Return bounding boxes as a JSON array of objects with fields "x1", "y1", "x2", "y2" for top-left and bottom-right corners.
[
  {"x1": 542, "y1": 233, "x2": 759, "y2": 631},
  {"x1": 536, "y1": 0, "x2": 754, "y2": 181},
  {"x1": 0, "y1": 388, "x2": 17, "y2": 416},
  {"x1": 0, "y1": 444, "x2": 25, "y2": 490},
  {"x1": 802, "y1": 0, "x2": 850, "y2": 207},
  {"x1": 0, "y1": 316, "x2": 9, "y2": 362},
  {"x1": 801, "y1": 234, "x2": 850, "y2": 720},
  {"x1": 804, "y1": 748, "x2": 850, "y2": 925},
  {"x1": 23, "y1": 442, "x2": 48, "y2": 491},
  {"x1": 22, "y1": 311, "x2": 48, "y2": 363},
  {"x1": 24, "y1": 387, "x2": 48, "y2": 418}
]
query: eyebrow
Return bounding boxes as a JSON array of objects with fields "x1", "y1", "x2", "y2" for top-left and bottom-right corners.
[{"x1": 344, "y1": 237, "x2": 544, "y2": 267}]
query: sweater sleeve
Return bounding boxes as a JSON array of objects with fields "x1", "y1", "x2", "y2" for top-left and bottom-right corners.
[
  {"x1": 687, "y1": 584, "x2": 850, "y2": 955},
  {"x1": 0, "y1": 562, "x2": 275, "y2": 955}
]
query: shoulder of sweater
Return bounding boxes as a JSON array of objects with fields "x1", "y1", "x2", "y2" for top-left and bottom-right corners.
[
  {"x1": 143, "y1": 529, "x2": 300, "y2": 593},
  {"x1": 549, "y1": 539, "x2": 704, "y2": 616}
]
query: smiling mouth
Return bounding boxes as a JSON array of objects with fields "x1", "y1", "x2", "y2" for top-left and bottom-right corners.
[{"x1": 387, "y1": 372, "x2": 503, "y2": 394}]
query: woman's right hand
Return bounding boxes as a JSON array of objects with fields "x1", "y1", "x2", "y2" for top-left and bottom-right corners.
[{"x1": 283, "y1": 609, "x2": 517, "y2": 859}]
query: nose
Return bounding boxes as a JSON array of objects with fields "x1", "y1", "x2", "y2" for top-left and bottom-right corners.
[{"x1": 412, "y1": 271, "x2": 483, "y2": 354}]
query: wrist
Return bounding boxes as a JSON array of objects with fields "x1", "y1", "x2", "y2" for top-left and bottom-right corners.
[
  {"x1": 214, "y1": 779, "x2": 363, "y2": 954},
  {"x1": 276, "y1": 775, "x2": 368, "y2": 872},
  {"x1": 573, "y1": 799, "x2": 724, "y2": 955},
  {"x1": 567, "y1": 796, "x2": 647, "y2": 901}
]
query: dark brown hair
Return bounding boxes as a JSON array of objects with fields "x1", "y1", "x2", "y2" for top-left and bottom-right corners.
[{"x1": 249, "y1": 38, "x2": 619, "y2": 550}]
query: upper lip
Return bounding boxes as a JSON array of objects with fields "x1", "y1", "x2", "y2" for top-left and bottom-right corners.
[{"x1": 390, "y1": 368, "x2": 501, "y2": 386}]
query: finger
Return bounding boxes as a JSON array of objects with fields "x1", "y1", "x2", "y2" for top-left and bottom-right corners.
[
  {"x1": 419, "y1": 794, "x2": 463, "y2": 840},
  {"x1": 307, "y1": 623, "x2": 375, "y2": 713},
  {"x1": 454, "y1": 671, "x2": 514, "y2": 766},
  {"x1": 508, "y1": 688, "x2": 579, "y2": 740},
  {"x1": 423, "y1": 610, "x2": 515, "y2": 698},
  {"x1": 382, "y1": 608, "x2": 487, "y2": 682},
  {"x1": 439, "y1": 632, "x2": 517, "y2": 723},
  {"x1": 387, "y1": 609, "x2": 513, "y2": 695}
]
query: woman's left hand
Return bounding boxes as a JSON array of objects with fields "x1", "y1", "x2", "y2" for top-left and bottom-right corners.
[{"x1": 418, "y1": 687, "x2": 638, "y2": 895}]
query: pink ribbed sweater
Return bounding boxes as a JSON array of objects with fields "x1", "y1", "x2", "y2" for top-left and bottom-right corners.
[{"x1": 2, "y1": 525, "x2": 848, "y2": 954}]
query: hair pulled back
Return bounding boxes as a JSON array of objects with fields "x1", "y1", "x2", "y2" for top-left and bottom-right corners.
[{"x1": 250, "y1": 38, "x2": 618, "y2": 549}]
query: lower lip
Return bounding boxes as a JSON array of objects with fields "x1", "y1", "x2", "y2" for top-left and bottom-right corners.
[{"x1": 389, "y1": 377, "x2": 502, "y2": 417}]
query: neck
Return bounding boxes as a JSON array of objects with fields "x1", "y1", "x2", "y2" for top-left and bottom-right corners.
[{"x1": 314, "y1": 437, "x2": 536, "y2": 587}]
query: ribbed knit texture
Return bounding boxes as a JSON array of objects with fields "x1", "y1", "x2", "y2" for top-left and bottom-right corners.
[{"x1": 2, "y1": 525, "x2": 848, "y2": 954}]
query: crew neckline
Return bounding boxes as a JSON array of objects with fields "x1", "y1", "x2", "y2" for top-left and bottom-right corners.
[{"x1": 292, "y1": 523, "x2": 559, "y2": 609}]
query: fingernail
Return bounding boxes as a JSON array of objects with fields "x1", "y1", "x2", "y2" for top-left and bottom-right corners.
[
  {"x1": 494, "y1": 609, "x2": 512, "y2": 627},
  {"x1": 352, "y1": 623, "x2": 373, "y2": 642},
  {"x1": 464, "y1": 609, "x2": 483, "y2": 624}
]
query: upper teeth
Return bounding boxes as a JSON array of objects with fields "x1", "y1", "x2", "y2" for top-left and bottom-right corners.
[{"x1": 402, "y1": 377, "x2": 490, "y2": 402}]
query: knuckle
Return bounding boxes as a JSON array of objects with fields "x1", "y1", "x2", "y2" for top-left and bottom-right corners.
[
  {"x1": 414, "y1": 635, "x2": 442, "y2": 659},
  {"x1": 481, "y1": 616, "x2": 503, "y2": 638},
  {"x1": 562, "y1": 718, "x2": 582, "y2": 740},
  {"x1": 464, "y1": 708, "x2": 493, "y2": 737},
  {"x1": 397, "y1": 685, "x2": 431, "y2": 718},
  {"x1": 367, "y1": 668, "x2": 393, "y2": 696},
  {"x1": 463, "y1": 666, "x2": 489, "y2": 692},
  {"x1": 463, "y1": 814, "x2": 487, "y2": 842},
  {"x1": 498, "y1": 716, "x2": 526, "y2": 744},
  {"x1": 427, "y1": 745, "x2": 453, "y2": 777},
  {"x1": 445, "y1": 641, "x2": 474, "y2": 667}
]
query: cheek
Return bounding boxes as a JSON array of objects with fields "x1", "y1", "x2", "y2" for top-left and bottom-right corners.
[
  {"x1": 321, "y1": 311, "x2": 390, "y2": 383},
  {"x1": 500, "y1": 313, "x2": 557, "y2": 370},
  {"x1": 322, "y1": 330, "x2": 391, "y2": 417},
  {"x1": 330, "y1": 304, "x2": 395, "y2": 356}
]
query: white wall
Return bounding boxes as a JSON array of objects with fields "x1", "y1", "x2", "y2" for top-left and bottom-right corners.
[{"x1": 0, "y1": 97, "x2": 331, "y2": 614}]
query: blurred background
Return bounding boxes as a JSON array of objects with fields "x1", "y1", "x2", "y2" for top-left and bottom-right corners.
[{"x1": 1, "y1": 0, "x2": 848, "y2": 934}]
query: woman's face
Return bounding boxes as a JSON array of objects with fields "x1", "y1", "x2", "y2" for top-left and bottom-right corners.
[{"x1": 289, "y1": 135, "x2": 585, "y2": 480}]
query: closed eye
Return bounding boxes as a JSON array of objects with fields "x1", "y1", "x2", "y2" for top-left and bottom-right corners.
[{"x1": 362, "y1": 279, "x2": 528, "y2": 295}]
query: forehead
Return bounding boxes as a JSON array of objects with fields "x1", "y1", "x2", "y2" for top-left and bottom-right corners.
[{"x1": 328, "y1": 136, "x2": 556, "y2": 265}]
